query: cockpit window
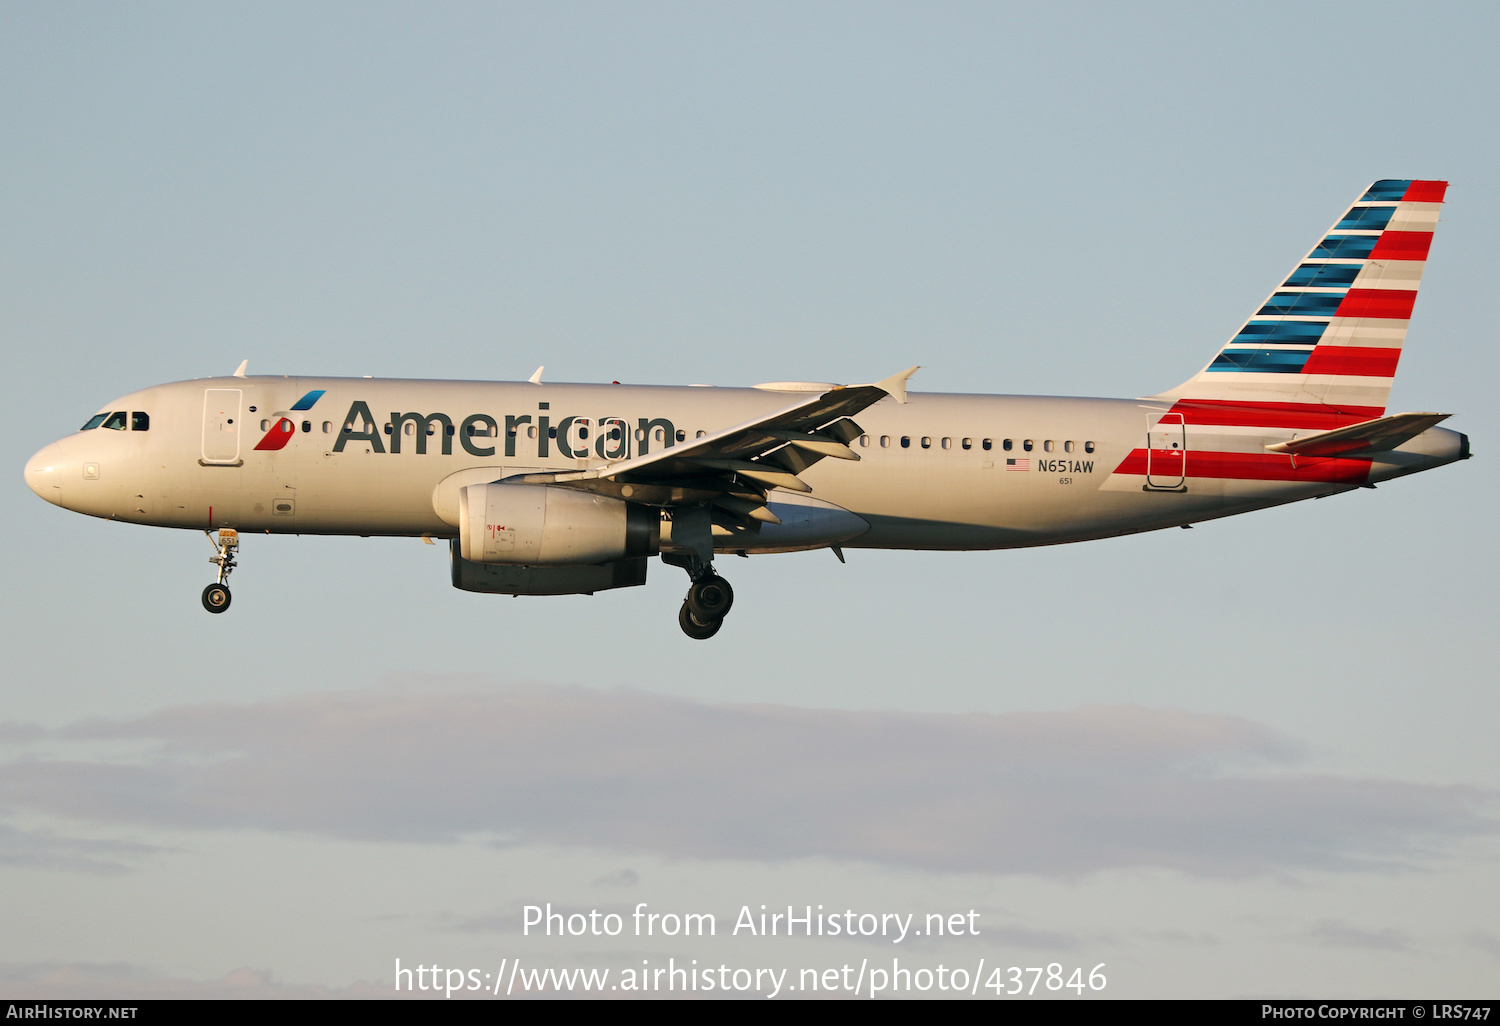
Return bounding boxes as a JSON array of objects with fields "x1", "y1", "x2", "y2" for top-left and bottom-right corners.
[
  {"x1": 81, "y1": 413, "x2": 109, "y2": 431},
  {"x1": 101, "y1": 412, "x2": 127, "y2": 431},
  {"x1": 131, "y1": 412, "x2": 149, "y2": 431}
]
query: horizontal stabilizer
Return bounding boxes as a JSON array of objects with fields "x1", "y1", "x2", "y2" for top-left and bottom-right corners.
[{"x1": 1265, "y1": 412, "x2": 1450, "y2": 457}]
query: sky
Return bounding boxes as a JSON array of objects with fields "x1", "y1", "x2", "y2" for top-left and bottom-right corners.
[{"x1": 1, "y1": 0, "x2": 1497, "y2": 1000}]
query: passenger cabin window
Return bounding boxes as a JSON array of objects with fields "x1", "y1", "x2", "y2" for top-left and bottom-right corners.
[
  {"x1": 920, "y1": 436, "x2": 931, "y2": 448},
  {"x1": 1044, "y1": 440, "x2": 1054, "y2": 452},
  {"x1": 880, "y1": 436, "x2": 890, "y2": 448},
  {"x1": 859, "y1": 435, "x2": 870, "y2": 447},
  {"x1": 675, "y1": 429, "x2": 686, "y2": 442},
  {"x1": 1023, "y1": 439, "x2": 1034, "y2": 451},
  {"x1": 81, "y1": 413, "x2": 109, "y2": 431},
  {"x1": 1085, "y1": 441, "x2": 1095, "y2": 453},
  {"x1": 982, "y1": 439, "x2": 993, "y2": 450},
  {"x1": 1002, "y1": 439, "x2": 1013, "y2": 451},
  {"x1": 900, "y1": 436, "x2": 911, "y2": 448},
  {"x1": 941, "y1": 437, "x2": 951, "y2": 449},
  {"x1": 1064, "y1": 440, "x2": 1075, "y2": 453},
  {"x1": 961, "y1": 438, "x2": 972, "y2": 450},
  {"x1": 697, "y1": 430, "x2": 707, "y2": 439},
  {"x1": 102, "y1": 412, "x2": 127, "y2": 431},
  {"x1": 323, "y1": 422, "x2": 332, "y2": 434},
  {"x1": 261, "y1": 419, "x2": 270, "y2": 431},
  {"x1": 131, "y1": 412, "x2": 149, "y2": 431}
]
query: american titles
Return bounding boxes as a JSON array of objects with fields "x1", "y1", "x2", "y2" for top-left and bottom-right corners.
[{"x1": 330, "y1": 400, "x2": 677, "y2": 460}]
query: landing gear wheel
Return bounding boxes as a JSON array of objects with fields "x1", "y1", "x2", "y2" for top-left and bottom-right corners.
[
  {"x1": 686, "y1": 574, "x2": 734, "y2": 622},
  {"x1": 678, "y1": 601, "x2": 722, "y2": 640},
  {"x1": 203, "y1": 530, "x2": 239, "y2": 614},
  {"x1": 201, "y1": 583, "x2": 232, "y2": 614}
]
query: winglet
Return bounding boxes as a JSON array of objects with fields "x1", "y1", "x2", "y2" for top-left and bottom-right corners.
[
  {"x1": 870, "y1": 365, "x2": 920, "y2": 404},
  {"x1": 233, "y1": 359, "x2": 249, "y2": 378},
  {"x1": 528, "y1": 366, "x2": 545, "y2": 384}
]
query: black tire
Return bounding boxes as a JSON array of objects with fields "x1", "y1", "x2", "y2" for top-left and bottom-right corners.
[
  {"x1": 678, "y1": 601, "x2": 722, "y2": 640},
  {"x1": 686, "y1": 574, "x2": 734, "y2": 621},
  {"x1": 202, "y1": 583, "x2": 232, "y2": 614}
]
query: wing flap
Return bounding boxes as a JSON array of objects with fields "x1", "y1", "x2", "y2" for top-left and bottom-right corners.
[
  {"x1": 581, "y1": 370, "x2": 913, "y2": 485},
  {"x1": 539, "y1": 369, "x2": 915, "y2": 511}
]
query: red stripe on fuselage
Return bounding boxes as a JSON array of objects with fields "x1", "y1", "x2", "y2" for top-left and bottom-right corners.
[
  {"x1": 1112, "y1": 449, "x2": 1371, "y2": 483},
  {"x1": 1335, "y1": 288, "x2": 1417, "y2": 320},
  {"x1": 1299, "y1": 346, "x2": 1402, "y2": 377},
  {"x1": 1166, "y1": 400, "x2": 1385, "y2": 430}
]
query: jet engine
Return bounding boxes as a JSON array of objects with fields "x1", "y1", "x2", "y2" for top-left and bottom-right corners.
[
  {"x1": 449, "y1": 543, "x2": 649, "y2": 595},
  {"x1": 457, "y1": 483, "x2": 659, "y2": 565}
]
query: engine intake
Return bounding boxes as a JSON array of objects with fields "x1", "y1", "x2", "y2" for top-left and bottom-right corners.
[{"x1": 458, "y1": 483, "x2": 659, "y2": 565}]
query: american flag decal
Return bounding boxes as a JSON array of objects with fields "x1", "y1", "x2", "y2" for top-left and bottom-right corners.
[{"x1": 1006, "y1": 458, "x2": 1029, "y2": 471}]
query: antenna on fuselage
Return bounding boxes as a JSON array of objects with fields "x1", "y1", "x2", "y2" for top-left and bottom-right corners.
[
  {"x1": 233, "y1": 359, "x2": 249, "y2": 378},
  {"x1": 528, "y1": 366, "x2": 545, "y2": 384}
]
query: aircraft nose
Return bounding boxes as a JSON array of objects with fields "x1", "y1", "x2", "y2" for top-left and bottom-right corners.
[{"x1": 24, "y1": 442, "x2": 66, "y2": 505}]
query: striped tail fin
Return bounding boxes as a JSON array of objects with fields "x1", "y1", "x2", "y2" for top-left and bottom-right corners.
[{"x1": 1154, "y1": 180, "x2": 1447, "y2": 415}]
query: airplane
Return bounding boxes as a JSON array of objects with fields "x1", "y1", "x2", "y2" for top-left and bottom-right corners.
[{"x1": 23, "y1": 180, "x2": 1469, "y2": 639}]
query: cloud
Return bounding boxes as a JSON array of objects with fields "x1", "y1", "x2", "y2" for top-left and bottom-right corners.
[
  {"x1": 0, "y1": 823, "x2": 161, "y2": 874},
  {"x1": 0, "y1": 724, "x2": 44, "y2": 744},
  {"x1": 0, "y1": 963, "x2": 389, "y2": 999},
  {"x1": 1303, "y1": 919, "x2": 1414, "y2": 951},
  {"x1": 1465, "y1": 931, "x2": 1500, "y2": 958},
  {"x1": 0, "y1": 685, "x2": 1492, "y2": 876},
  {"x1": 590, "y1": 868, "x2": 640, "y2": 889},
  {"x1": 985, "y1": 926, "x2": 1080, "y2": 951}
]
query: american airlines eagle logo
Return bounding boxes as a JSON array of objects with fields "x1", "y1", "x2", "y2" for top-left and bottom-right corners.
[{"x1": 252, "y1": 390, "x2": 326, "y2": 451}]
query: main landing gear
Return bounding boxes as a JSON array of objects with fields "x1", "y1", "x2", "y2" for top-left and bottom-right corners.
[
  {"x1": 668, "y1": 555, "x2": 735, "y2": 640},
  {"x1": 202, "y1": 528, "x2": 238, "y2": 614}
]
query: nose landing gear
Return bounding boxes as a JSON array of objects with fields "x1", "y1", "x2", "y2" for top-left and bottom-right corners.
[
  {"x1": 202, "y1": 582, "x2": 231, "y2": 613},
  {"x1": 202, "y1": 529, "x2": 238, "y2": 614}
]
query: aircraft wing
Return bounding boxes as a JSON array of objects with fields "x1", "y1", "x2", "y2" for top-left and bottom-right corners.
[
  {"x1": 1264, "y1": 412, "x2": 1450, "y2": 458},
  {"x1": 532, "y1": 366, "x2": 919, "y2": 521}
]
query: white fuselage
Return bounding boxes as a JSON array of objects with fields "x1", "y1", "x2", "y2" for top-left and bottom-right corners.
[{"x1": 23, "y1": 375, "x2": 1468, "y2": 552}]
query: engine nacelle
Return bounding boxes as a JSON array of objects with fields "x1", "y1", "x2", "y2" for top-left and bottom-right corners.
[
  {"x1": 450, "y1": 542, "x2": 649, "y2": 595},
  {"x1": 458, "y1": 483, "x2": 659, "y2": 565}
]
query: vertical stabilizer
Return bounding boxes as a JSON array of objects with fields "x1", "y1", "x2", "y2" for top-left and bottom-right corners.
[{"x1": 1154, "y1": 180, "x2": 1447, "y2": 416}]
